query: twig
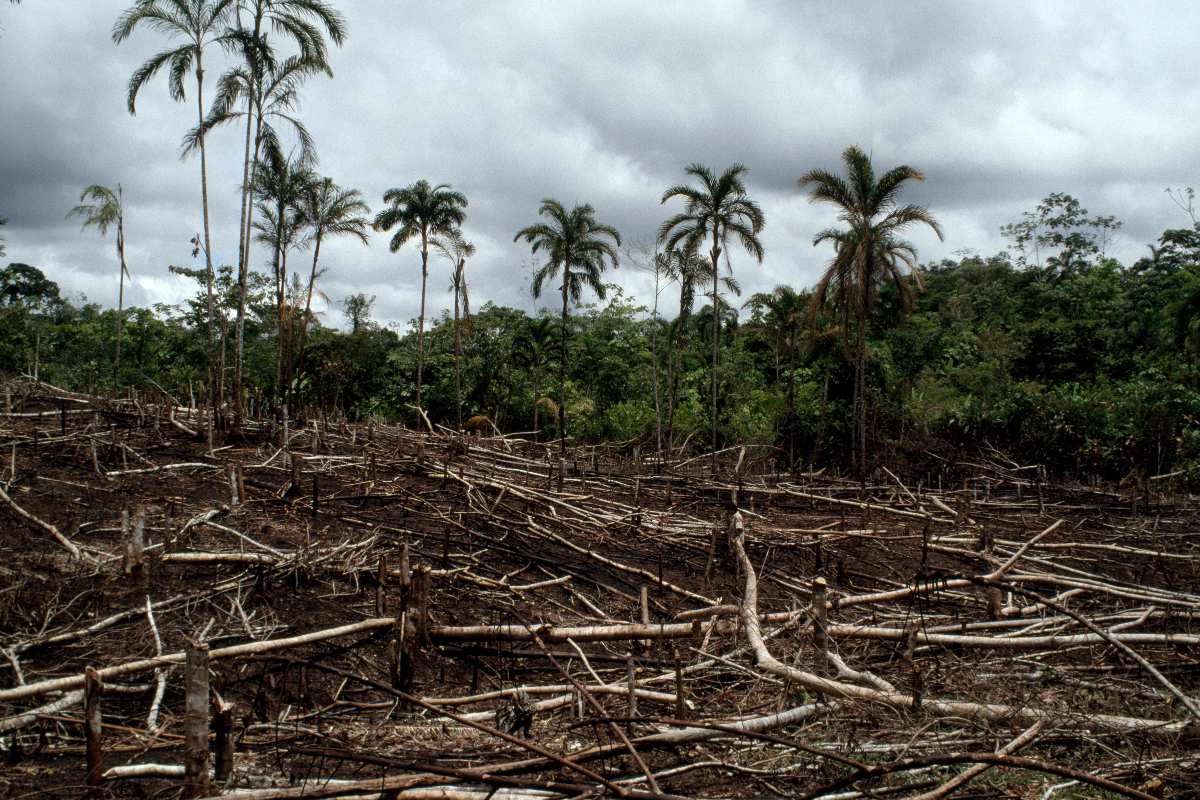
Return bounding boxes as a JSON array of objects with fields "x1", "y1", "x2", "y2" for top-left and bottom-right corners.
[
  {"x1": 965, "y1": 573, "x2": 1200, "y2": 724},
  {"x1": 0, "y1": 482, "x2": 91, "y2": 561}
]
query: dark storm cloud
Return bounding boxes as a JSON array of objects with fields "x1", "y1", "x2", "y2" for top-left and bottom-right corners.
[{"x1": 2, "y1": 1, "x2": 1199, "y2": 325}]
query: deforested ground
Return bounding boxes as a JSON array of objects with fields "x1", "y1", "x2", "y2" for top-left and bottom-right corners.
[{"x1": 2, "y1": 376, "x2": 1199, "y2": 800}]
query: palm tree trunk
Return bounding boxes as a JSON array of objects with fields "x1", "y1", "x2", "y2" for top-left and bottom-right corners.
[
  {"x1": 196, "y1": 55, "x2": 217, "y2": 418},
  {"x1": 855, "y1": 319, "x2": 866, "y2": 474},
  {"x1": 114, "y1": 234, "x2": 126, "y2": 391},
  {"x1": 559, "y1": 277, "x2": 569, "y2": 456},
  {"x1": 669, "y1": 309, "x2": 686, "y2": 453},
  {"x1": 233, "y1": 106, "x2": 261, "y2": 427},
  {"x1": 532, "y1": 355, "x2": 541, "y2": 440},
  {"x1": 788, "y1": 328, "x2": 796, "y2": 470},
  {"x1": 294, "y1": 235, "x2": 322, "y2": 411},
  {"x1": 812, "y1": 353, "x2": 831, "y2": 466},
  {"x1": 233, "y1": 87, "x2": 255, "y2": 429},
  {"x1": 650, "y1": 278, "x2": 662, "y2": 455},
  {"x1": 282, "y1": 250, "x2": 294, "y2": 409},
  {"x1": 416, "y1": 233, "x2": 428, "y2": 411},
  {"x1": 453, "y1": 270, "x2": 463, "y2": 430},
  {"x1": 273, "y1": 233, "x2": 286, "y2": 408},
  {"x1": 710, "y1": 241, "x2": 721, "y2": 475},
  {"x1": 233, "y1": 10, "x2": 266, "y2": 429}
]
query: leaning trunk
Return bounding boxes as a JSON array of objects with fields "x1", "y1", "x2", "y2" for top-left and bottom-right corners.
[{"x1": 294, "y1": 234, "x2": 323, "y2": 411}]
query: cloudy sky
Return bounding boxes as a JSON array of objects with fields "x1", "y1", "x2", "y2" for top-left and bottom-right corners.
[{"x1": 3, "y1": 1, "x2": 1199, "y2": 331}]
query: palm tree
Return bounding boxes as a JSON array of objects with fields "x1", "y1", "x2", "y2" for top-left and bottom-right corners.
[
  {"x1": 201, "y1": 51, "x2": 326, "y2": 422},
  {"x1": 798, "y1": 145, "x2": 943, "y2": 473},
  {"x1": 662, "y1": 248, "x2": 742, "y2": 453},
  {"x1": 113, "y1": 0, "x2": 234, "y2": 401},
  {"x1": 660, "y1": 163, "x2": 764, "y2": 473},
  {"x1": 806, "y1": 304, "x2": 842, "y2": 466},
  {"x1": 520, "y1": 316, "x2": 557, "y2": 440},
  {"x1": 69, "y1": 185, "x2": 129, "y2": 389},
  {"x1": 515, "y1": 199, "x2": 621, "y2": 455},
  {"x1": 250, "y1": 146, "x2": 314, "y2": 405},
  {"x1": 214, "y1": 0, "x2": 344, "y2": 425},
  {"x1": 743, "y1": 285, "x2": 805, "y2": 469},
  {"x1": 293, "y1": 177, "x2": 370, "y2": 408},
  {"x1": 430, "y1": 228, "x2": 475, "y2": 430},
  {"x1": 372, "y1": 180, "x2": 467, "y2": 412}
]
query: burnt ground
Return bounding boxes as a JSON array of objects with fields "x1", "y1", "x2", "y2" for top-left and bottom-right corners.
[{"x1": 2, "y1": 377, "x2": 1200, "y2": 799}]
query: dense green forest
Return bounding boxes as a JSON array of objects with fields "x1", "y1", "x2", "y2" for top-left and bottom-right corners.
[
  {"x1": 6, "y1": 183, "x2": 1200, "y2": 488},
  {"x1": 3, "y1": 1, "x2": 1199, "y2": 487}
]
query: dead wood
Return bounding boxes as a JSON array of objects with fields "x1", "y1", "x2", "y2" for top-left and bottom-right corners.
[{"x1": 3, "y1": 378, "x2": 1199, "y2": 797}]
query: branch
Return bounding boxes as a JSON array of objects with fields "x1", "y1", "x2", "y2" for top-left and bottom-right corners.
[{"x1": 0, "y1": 482, "x2": 91, "y2": 561}]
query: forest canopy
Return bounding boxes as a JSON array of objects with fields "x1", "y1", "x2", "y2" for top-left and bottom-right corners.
[{"x1": 6, "y1": 182, "x2": 1200, "y2": 488}]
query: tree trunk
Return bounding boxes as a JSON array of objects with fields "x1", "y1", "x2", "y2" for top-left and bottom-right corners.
[
  {"x1": 651, "y1": 275, "x2": 662, "y2": 455},
  {"x1": 559, "y1": 276, "x2": 569, "y2": 455},
  {"x1": 532, "y1": 357, "x2": 541, "y2": 440},
  {"x1": 232, "y1": 10, "x2": 266, "y2": 431},
  {"x1": 453, "y1": 264, "x2": 463, "y2": 431},
  {"x1": 294, "y1": 235, "x2": 323, "y2": 411},
  {"x1": 183, "y1": 645, "x2": 211, "y2": 797},
  {"x1": 855, "y1": 319, "x2": 866, "y2": 474},
  {"x1": 114, "y1": 231, "x2": 126, "y2": 392},
  {"x1": 788, "y1": 328, "x2": 797, "y2": 470},
  {"x1": 668, "y1": 306, "x2": 687, "y2": 453},
  {"x1": 710, "y1": 241, "x2": 721, "y2": 475},
  {"x1": 811, "y1": 354, "x2": 831, "y2": 466},
  {"x1": 416, "y1": 232, "x2": 429, "y2": 412},
  {"x1": 284, "y1": 249, "x2": 297, "y2": 409},
  {"x1": 273, "y1": 216, "x2": 286, "y2": 408},
  {"x1": 233, "y1": 91, "x2": 254, "y2": 430},
  {"x1": 196, "y1": 55, "x2": 217, "y2": 420}
]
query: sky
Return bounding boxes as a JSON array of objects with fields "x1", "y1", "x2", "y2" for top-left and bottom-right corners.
[{"x1": 3, "y1": 1, "x2": 1200, "y2": 333}]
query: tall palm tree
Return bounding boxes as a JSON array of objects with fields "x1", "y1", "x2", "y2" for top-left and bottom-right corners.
[
  {"x1": 662, "y1": 247, "x2": 737, "y2": 453},
  {"x1": 372, "y1": 180, "x2": 467, "y2": 412},
  {"x1": 293, "y1": 176, "x2": 370, "y2": 408},
  {"x1": 660, "y1": 163, "x2": 764, "y2": 473},
  {"x1": 250, "y1": 146, "x2": 314, "y2": 405},
  {"x1": 69, "y1": 185, "x2": 129, "y2": 389},
  {"x1": 520, "y1": 316, "x2": 557, "y2": 440},
  {"x1": 798, "y1": 145, "x2": 943, "y2": 473},
  {"x1": 215, "y1": 0, "x2": 344, "y2": 426},
  {"x1": 203, "y1": 51, "x2": 325, "y2": 421},
  {"x1": 806, "y1": 304, "x2": 842, "y2": 466},
  {"x1": 113, "y1": 0, "x2": 234, "y2": 401},
  {"x1": 743, "y1": 285, "x2": 805, "y2": 469},
  {"x1": 515, "y1": 199, "x2": 621, "y2": 455},
  {"x1": 430, "y1": 228, "x2": 475, "y2": 430}
]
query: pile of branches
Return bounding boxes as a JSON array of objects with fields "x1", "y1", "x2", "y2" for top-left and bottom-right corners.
[{"x1": 1, "y1": 376, "x2": 1198, "y2": 799}]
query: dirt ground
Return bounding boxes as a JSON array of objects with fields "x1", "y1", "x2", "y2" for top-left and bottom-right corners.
[{"x1": 2, "y1": 378, "x2": 1200, "y2": 799}]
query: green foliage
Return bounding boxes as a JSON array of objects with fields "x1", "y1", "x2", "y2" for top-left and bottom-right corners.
[{"x1": 23, "y1": 180, "x2": 1200, "y2": 491}]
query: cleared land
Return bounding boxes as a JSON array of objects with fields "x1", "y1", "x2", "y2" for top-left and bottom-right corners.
[{"x1": 2, "y1": 377, "x2": 1199, "y2": 799}]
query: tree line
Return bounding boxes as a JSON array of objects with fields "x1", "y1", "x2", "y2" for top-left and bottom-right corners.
[{"x1": 4, "y1": 1, "x2": 1200, "y2": 488}]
